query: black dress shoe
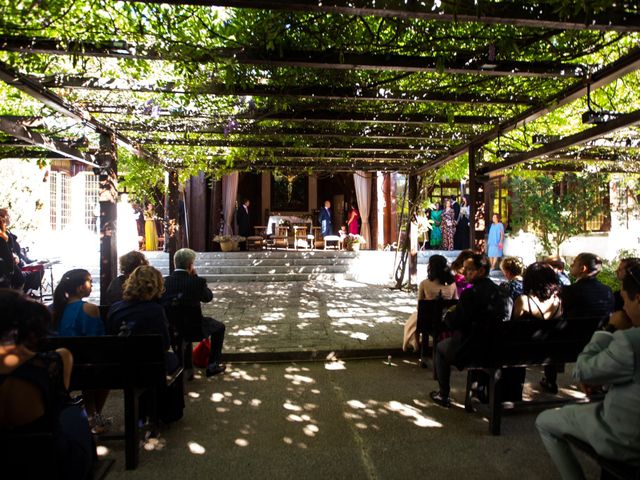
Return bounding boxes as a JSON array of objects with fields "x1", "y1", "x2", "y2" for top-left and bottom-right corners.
[
  {"x1": 430, "y1": 390, "x2": 451, "y2": 407},
  {"x1": 206, "y1": 364, "x2": 227, "y2": 377}
]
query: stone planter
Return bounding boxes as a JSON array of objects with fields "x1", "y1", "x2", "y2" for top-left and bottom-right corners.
[{"x1": 349, "y1": 243, "x2": 361, "y2": 252}]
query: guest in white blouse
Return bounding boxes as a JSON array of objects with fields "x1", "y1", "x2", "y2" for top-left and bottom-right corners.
[{"x1": 403, "y1": 255, "x2": 459, "y2": 351}]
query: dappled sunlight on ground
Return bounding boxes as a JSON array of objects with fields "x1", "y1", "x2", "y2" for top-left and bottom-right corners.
[
  {"x1": 203, "y1": 280, "x2": 414, "y2": 353},
  {"x1": 344, "y1": 397, "x2": 443, "y2": 429}
]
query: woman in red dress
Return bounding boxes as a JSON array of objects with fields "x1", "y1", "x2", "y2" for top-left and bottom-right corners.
[{"x1": 347, "y1": 203, "x2": 360, "y2": 235}]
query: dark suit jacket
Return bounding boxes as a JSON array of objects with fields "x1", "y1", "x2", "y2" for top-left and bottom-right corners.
[
  {"x1": 162, "y1": 270, "x2": 213, "y2": 316},
  {"x1": 107, "y1": 300, "x2": 171, "y2": 350},
  {"x1": 560, "y1": 276, "x2": 614, "y2": 321},
  {"x1": 235, "y1": 205, "x2": 251, "y2": 237},
  {"x1": 448, "y1": 276, "x2": 512, "y2": 368},
  {"x1": 318, "y1": 207, "x2": 333, "y2": 237}
]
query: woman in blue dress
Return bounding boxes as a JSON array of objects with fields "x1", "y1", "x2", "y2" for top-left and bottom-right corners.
[
  {"x1": 487, "y1": 213, "x2": 504, "y2": 270},
  {"x1": 53, "y1": 269, "x2": 109, "y2": 434}
]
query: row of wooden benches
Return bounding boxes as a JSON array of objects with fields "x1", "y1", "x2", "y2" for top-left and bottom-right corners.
[
  {"x1": 1, "y1": 334, "x2": 179, "y2": 476},
  {"x1": 417, "y1": 297, "x2": 640, "y2": 479}
]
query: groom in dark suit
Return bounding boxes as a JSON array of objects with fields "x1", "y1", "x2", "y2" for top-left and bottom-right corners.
[
  {"x1": 235, "y1": 198, "x2": 251, "y2": 251},
  {"x1": 318, "y1": 200, "x2": 333, "y2": 237},
  {"x1": 162, "y1": 248, "x2": 226, "y2": 377}
]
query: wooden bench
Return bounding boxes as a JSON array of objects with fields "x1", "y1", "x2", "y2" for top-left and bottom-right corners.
[
  {"x1": 463, "y1": 315, "x2": 604, "y2": 435},
  {"x1": 565, "y1": 435, "x2": 640, "y2": 480},
  {"x1": 43, "y1": 335, "x2": 183, "y2": 469},
  {"x1": 417, "y1": 297, "x2": 458, "y2": 376}
]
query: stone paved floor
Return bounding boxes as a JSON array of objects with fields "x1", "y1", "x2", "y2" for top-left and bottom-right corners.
[{"x1": 202, "y1": 279, "x2": 415, "y2": 356}]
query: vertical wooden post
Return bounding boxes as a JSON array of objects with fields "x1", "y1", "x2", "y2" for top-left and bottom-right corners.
[
  {"x1": 408, "y1": 173, "x2": 418, "y2": 286},
  {"x1": 167, "y1": 169, "x2": 179, "y2": 273},
  {"x1": 209, "y1": 178, "x2": 222, "y2": 250},
  {"x1": 97, "y1": 132, "x2": 118, "y2": 306},
  {"x1": 468, "y1": 147, "x2": 488, "y2": 252}
]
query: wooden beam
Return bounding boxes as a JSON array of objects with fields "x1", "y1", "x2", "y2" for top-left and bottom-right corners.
[
  {"x1": 417, "y1": 47, "x2": 640, "y2": 173},
  {"x1": 113, "y1": 122, "x2": 477, "y2": 140},
  {"x1": 125, "y1": 0, "x2": 640, "y2": 32},
  {"x1": 0, "y1": 35, "x2": 587, "y2": 78},
  {"x1": 37, "y1": 75, "x2": 538, "y2": 105},
  {"x1": 88, "y1": 105, "x2": 499, "y2": 125},
  {"x1": 0, "y1": 60, "x2": 160, "y2": 164},
  {"x1": 138, "y1": 137, "x2": 449, "y2": 152},
  {"x1": 479, "y1": 109, "x2": 640, "y2": 175},
  {"x1": 0, "y1": 116, "x2": 98, "y2": 166}
]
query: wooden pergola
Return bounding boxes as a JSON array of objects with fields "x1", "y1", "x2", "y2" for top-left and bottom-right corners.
[{"x1": 1, "y1": 1, "x2": 639, "y2": 298}]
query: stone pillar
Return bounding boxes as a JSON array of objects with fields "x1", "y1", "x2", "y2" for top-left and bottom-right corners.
[
  {"x1": 166, "y1": 169, "x2": 179, "y2": 273},
  {"x1": 209, "y1": 178, "x2": 222, "y2": 250},
  {"x1": 97, "y1": 132, "x2": 118, "y2": 306},
  {"x1": 468, "y1": 147, "x2": 487, "y2": 252}
]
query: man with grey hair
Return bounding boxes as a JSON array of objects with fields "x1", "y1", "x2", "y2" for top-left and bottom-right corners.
[{"x1": 162, "y1": 248, "x2": 226, "y2": 377}]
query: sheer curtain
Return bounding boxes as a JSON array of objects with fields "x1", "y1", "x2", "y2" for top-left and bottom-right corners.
[
  {"x1": 222, "y1": 172, "x2": 238, "y2": 235},
  {"x1": 354, "y1": 171, "x2": 372, "y2": 248}
]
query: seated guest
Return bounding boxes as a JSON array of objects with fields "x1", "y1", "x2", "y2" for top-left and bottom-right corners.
[
  {"x1": 403, "y1": 254, "x2": 458, "y2": 352},
  {"x1": 0, "y1": 208, "x2": 42, "y2": 292},
  {"x1": 450, "y1": 249, "x2": 474, "y2": 297},
  {"x1": 513, "y1": 262, "x2": 563, "y2": 321},
  {"x1": 500, "y1": 256, "x2": 524, "y2": 301},
  {"x1": 536, "y1": 265, "x2": 640, "y2": 478},
  {"x1": 544, "y1": 255, "x2": 571, "y2": 286},
  {"x1": 105, "y1": 250, "x2": 149, "y2": 305},
  {"x1": 0, "y1": 289, "x2": 95, "y2": 479},
  {"x1": 52, "y1": 269, "x2": 109, "y2": 434},
  {"x1": 430, "y1": 254, "x2": 512, "y2": 407},
  {"x1": 613, "y1": 257, "x2": 640, "y2": 312},
  {"x1": 0, "y1": 216, "x2": 16, "y2": 288},
  {"x1": 162, "y1": 248, "x2": 226, "y2": 377},
  {"x1": 107, "y1": 266, "x2": 184, "y2": 423},
  {"x1": 506, "y1": 262, "x2": 562, "y2": 400},
  {"x1": 561, "y1": 253, "x2": 614, "y2": 320},
  {"x1": 539, "y1": 253, "x2": 614, "y2": 394}
]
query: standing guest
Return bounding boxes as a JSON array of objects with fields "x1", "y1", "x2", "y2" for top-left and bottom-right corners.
[
  {"x1": 235, "y1": 198, "x2": 251, "y2": 251},
  {"x1": 451, "y1": 196, "x2": 461, "y2": 222},
  {"x1": 430, "y1": 254, "x2": 512, "y2": 407},
  {"x1": 52, "y1": 269, "x2": 110, "y2": 434},
  {"x1": 338, "y1": 225, "x2": 348, "y2": 250},
  {"x1": 440, "y1": 199, "x2": 456, "y2": 251},
  {"x1": 107, "y1": 266, "x2": 184, "y2": 423},
  {"x1": 144, "y1": 202, "x2": 158, "y2": 251},
  {"x1": 429, "y1": 202, "x2": 443, "y2": 249},
  {"x1": 403, "y1": 255, "x2": 459, "y2": 352},
  {"x1": 451, "y1": 249, "x2": 475, "y2": 297},
  {"x1": 536, "y1": 264, "x2": 640, "y2": 479},
  {"x1": 539, "y1": 253, "x2": 615, "y2": 394},
  {"x1": 162, "y1": 248, "x2": 227, "y2": 377},
  {"x1": 319, "y1": 200, "x2": 333, "y2": 237},
  {"x1": 347, "y1": 203, "x2": 360, "y2": 235},
  {"x1": 487, "y1": 213, "x2": 504, "y2": 270},
  {"x1": 0, "y1": 290, "x2": 95, "y2": 479},
  {"x1": 500, "y1": 257, "x2": 524, "y2": 301},
  {"x1": 453, "y1": 196, "x2": 470, "y2": 250},
  {"x1": 105, "y1": 250, "x2": 149, "y2": 305},
  {"x1": 543, "y1": 255, "x2": 571, "y2": 286}
]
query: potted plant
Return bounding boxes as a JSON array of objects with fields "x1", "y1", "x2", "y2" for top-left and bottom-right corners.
[
  {"x1": 345, "y1": 234, "x2": 365, "y2": 251},
  {"x1": 214, "y1": 235, "x2": 246, "y2": 251}
]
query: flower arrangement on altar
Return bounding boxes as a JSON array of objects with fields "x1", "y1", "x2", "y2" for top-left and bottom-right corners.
[{"x1": 344, "y1": 234, "x2": 366, "y2": 251}]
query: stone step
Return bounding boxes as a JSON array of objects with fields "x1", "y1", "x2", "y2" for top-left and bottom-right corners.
[
  {"x1": 151, "y1": 258, "x2": 354, "y2": 267},
  {"x1": 145, "y1": 251, "x2": 358, "y2": 260},
  {"x1": 195, "y1": 265, "x2": 349, "y2": 275},
  {"x1": 201, "y1": 272, "x2": 346, "y2": 282}
]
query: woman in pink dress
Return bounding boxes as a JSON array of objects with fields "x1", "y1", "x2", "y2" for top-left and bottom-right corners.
[{"x1": 347, "y1": 204, "x2": 360, "y2": 235}]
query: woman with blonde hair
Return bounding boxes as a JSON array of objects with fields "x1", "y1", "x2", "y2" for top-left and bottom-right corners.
[{"x1": 107, "y1": 265, "x2": 183, "y2": 423}]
